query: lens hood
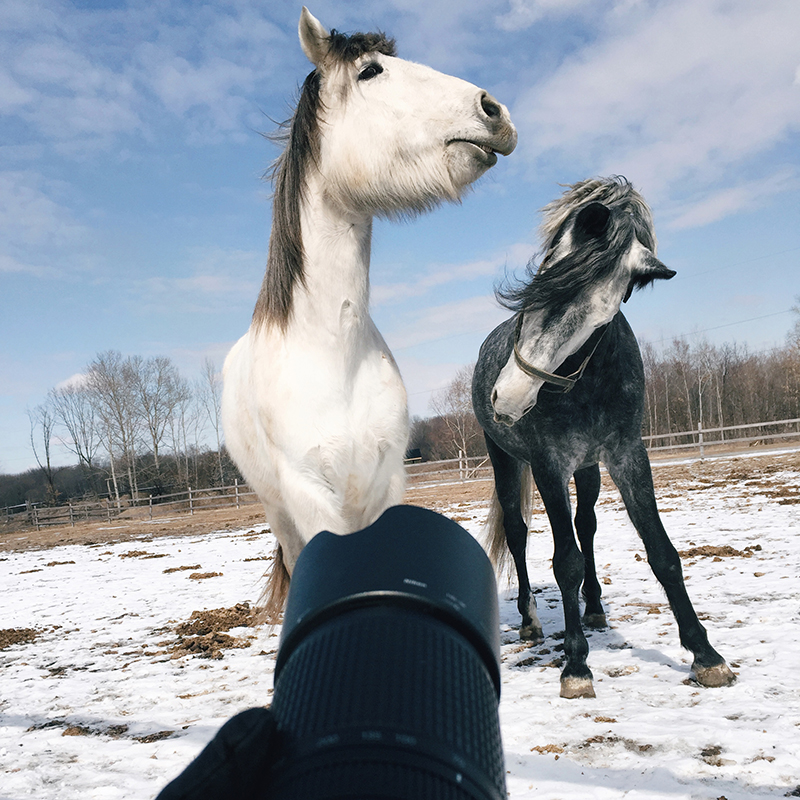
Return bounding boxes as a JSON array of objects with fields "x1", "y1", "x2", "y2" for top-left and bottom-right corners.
[{"x1": 275, "y1": 505, "x2": 501, "y2": 695}]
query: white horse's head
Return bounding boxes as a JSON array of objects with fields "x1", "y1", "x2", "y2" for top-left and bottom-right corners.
[
  {"x1": 491, "y1": 178, "x2": 675, "y2": 426},
  {"x1": 298, "y1": 7, "x2": 517, "y2": 218}
]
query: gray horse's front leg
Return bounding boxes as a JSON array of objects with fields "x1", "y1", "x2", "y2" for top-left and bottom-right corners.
[
  {"x1": 608, "y1": 443, "x2": 736, "y2": 688},
  {"x1": 534, "y1": 463, "x2": 595, "y2": 699}
]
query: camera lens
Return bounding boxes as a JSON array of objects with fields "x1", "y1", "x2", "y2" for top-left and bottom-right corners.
[{"x1": 269, "y1": 505, "x2": 505, "y2": 800}]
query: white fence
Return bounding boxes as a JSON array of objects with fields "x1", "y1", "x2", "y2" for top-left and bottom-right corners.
[
  {"x1": 4, "y1": 417, "x2": 799, "y2": 530},
  {"x1": 642, "y1": 416, "x2": 800, "y2": 459}
]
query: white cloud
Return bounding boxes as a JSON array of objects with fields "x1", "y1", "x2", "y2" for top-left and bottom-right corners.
[
  {"x1": 0, "y1": 171, "x2": 87, "y2": 250},
  {"x1": 130, "y1": 246, "x2": 263, "y2": 315},
  {"x1": 0, "y1": 253, "x2": 55, "y2": 277},
  {"x1": 512, "y1": 0, "x2": 800, "y2": 210},
  {"x1": 495, "y1": 0, "x2": 595, "y2": 31},
  {"x1": 0, "y1": 1, "x2": 291, "y2": 152},
  {"x1": 372, "y1": 241, "x2": 533, "y2": 305},
  {"x1": 388, "y1": 294, "x2": 508, "y2": 350},
  {"x1": 55, "y1": 372, "x2": 88, "y2": 391},
  {"x1": 666, "y1": 168, "x2": 798, "y2": 230}
]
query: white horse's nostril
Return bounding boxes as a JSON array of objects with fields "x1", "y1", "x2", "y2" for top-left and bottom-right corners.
[
  {"x1": 480, "y1": 92, "x2": 501, "y2": 119},
  {"x1": 491, "y1": 387, "x2": 498, "y2": 406}
]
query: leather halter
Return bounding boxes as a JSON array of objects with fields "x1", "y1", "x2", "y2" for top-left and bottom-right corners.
[{"x1": 512, "y1": 312, "x2": 609, "y2": 393}]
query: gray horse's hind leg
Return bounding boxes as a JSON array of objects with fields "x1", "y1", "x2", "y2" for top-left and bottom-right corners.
[
  {"x1": 574, "y1": 464, "x2": 606, "y2": 629},
  {"x1": 607, "y1": 443, "x2": 736, "y2": 688},
  {"x1": 485, "y1": 435, "x2": 543, "y2": 643}
]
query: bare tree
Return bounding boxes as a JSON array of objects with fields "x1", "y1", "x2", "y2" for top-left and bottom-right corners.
[
  {"x1": 198, "y1": 357, "x2": 225, "y2": 485},
  {"x1": 129, "y1": 355, "x2": 183, "y2": 476},
  {"x1": 48, "y1": 381, "x2": 99, "y2": 476},
  {"x1": 429, "y1": 364, "x2": 483, "y2": 460},
  {"x1": 28, "y1": 401, "x2": 59, "y2": 503},
  {"x1": 165, "y1": 373, "x2": 197, "y2": 489},
  {"x1": 86, "y1": 351, "x2": 141, "y2": 500}
]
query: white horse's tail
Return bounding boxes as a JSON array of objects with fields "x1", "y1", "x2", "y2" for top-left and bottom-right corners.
[
  {"x1": 259, "y1": 543, "x2": 291, "y2": 624},
  {"x1": 483, "y1": 465, "x2": 532, "y2": 584}
]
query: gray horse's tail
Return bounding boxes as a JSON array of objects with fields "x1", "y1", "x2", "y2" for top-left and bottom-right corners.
[
  {"x1": 483, "y1": 465, "x2": 532, "y2": 583},
  {"x1": 258, "y1": 542, "x2": 290, "y2": 624}
]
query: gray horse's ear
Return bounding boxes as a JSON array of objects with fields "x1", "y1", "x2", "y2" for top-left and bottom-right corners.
[
  {"x1": 575, "y1": 202, "x2": 611, "y2": 240},
  {"x1": 299, "y1": 7, "x2": 330, "y2": 67}
]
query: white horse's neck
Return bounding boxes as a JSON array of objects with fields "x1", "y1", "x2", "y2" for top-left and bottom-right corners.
[{"x1": 290, "y1": 177, "x2": 373, "y2": 343}]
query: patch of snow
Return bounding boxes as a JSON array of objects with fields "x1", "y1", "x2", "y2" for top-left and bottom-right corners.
[{"x1": 1, "y1": 469, "x2": 798, "y2": 799}]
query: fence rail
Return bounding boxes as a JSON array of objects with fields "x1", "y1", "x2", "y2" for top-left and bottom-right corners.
[
  {"x1": 4, "y1": 417, "x2": 799, "y2": 530},
  {"x1": 642, "y1": 417, "x2": 800, "y2": 458},
  {"x1": 2, "y1": 480, "x2": 260, "y2": 531}
]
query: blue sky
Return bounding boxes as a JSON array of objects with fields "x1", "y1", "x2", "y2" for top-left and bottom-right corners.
[{"x1": 2, "y1": 0, "x2": 799, "y2": 474}]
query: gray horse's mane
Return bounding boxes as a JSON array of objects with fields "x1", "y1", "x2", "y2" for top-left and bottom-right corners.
[
  {"x1": 252, "y1": 29, "x2": 396, "y2": 329},
  {"x1": 497, "y1": 176, "x2": 657, "y2": 319},
  {"x1": 539, "y1": 176, "x2": 656, "y2": 256}
]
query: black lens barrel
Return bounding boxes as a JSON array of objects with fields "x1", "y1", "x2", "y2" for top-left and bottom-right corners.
[{"x1": 269, "y1": 505, "x2": 505, "y2": 800}]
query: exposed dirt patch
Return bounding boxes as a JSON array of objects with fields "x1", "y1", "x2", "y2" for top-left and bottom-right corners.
[
  {"x1": 679, "y1": 544, "x2": 762, "y2": 558},
  {"x1": 700, "y1": 744, "x2": 736, "y2": 767},
  {"x1": 162, "y1": 564, "x2": 202, "y2": 574},
  {"x1": 119, "y1": 550, "x2": 168, "y2": 560},
  {"x1": 171, "y1": 602, "x2": 259, "y2": 660},
  {"x1": 531, "y1": 744, "x2": 564, "y2": 755},
  {"x1": 26, "y1": 719, "x2": 172, "y2": 742},
  {"x1": 578, "y1": 735, "x2": 654, "y2": 753},
  {"x1": 0, "y1": 627, "x2": 38, "y2": 650}
]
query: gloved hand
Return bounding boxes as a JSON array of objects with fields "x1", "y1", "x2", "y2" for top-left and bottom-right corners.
[{"x1": 157, "y1": 707, "x2": 277, "y2": 800}]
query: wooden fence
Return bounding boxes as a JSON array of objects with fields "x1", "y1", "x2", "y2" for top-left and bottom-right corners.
[
  {"x1": 642, "y1": 416, "x2": 800, "y2": 459},
  {"x1": 2, "y1": 480, "x2": 260, "y2": 531},
  {"x1": 3, "y1": 417, "x2": 799, "y2": 530}
]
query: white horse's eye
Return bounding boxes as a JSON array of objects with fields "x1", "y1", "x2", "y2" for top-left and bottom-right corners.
[{"x1": 357, "y1": 62, "x2": 383, "y2": 81}]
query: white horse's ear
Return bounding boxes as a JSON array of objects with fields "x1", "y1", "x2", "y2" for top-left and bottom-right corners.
[{"x1": 299, "y1": 7, "x2": 330, "y2": 67}]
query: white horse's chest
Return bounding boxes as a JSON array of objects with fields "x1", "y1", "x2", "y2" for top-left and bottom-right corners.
[{"x1": 224, "y1": 323, "x2": 407, "y2": 514}]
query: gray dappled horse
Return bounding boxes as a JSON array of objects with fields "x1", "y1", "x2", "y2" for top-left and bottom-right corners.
[{"x1": 472, "y1": 177, "x2": 736, "y2": 698}]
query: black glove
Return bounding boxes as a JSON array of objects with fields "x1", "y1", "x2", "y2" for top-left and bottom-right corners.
[{"x1": 157, "y1": 707, "x2": 277, "y2": 800}]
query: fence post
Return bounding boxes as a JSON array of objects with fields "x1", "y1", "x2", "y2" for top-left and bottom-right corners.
[
  {"x1": 189, "y1": 486, "x2": 194, "y2": 515},
  {"x1": 106, "y1": 498, "x2": 111, "y2": 522},
  {"x1": 69, "y1": 501, "x2": 74, "y2": 527},
  {"x1": 698, "y1": 421, "x2": 704, "y2": 460},
  {"x1": 33, "y1": 506, "x2": 40, "y2": 531},
  {"x1": 149, "y1": 494, "x2": 153, "y2": 520},
  {"x1": 235, "y1": 478, "x2": 240, "y2": 510}
]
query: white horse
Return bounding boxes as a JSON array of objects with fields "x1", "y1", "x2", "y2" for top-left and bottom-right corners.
[{"x1": 222, "y1": 8, "x2": 516, "y2": 618}]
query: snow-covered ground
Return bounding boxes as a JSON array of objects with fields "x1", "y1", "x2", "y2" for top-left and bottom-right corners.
[{"x1": 1, "y1": 458, "x2": 799, "y2": 799}]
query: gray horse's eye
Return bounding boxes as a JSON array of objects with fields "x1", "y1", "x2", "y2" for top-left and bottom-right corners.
[{"x1": 358, "y1": 62, "x2": 383, "y2": 81}]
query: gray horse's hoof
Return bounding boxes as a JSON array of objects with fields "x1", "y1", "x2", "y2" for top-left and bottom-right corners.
[
  {"x1": 520, "y1": 624, "x2": 544, "y2": 644},
  {"x1": 693, "y1": 661, "x2": 737, "y2": 687},
  {"x1": 560, "y1": 676, "x2": 596, "y2": 699},
  {"x1": 583, "y1": 613, "x2": 607, "y2": 630}
]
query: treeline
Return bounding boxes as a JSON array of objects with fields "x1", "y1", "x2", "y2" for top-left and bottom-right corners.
[
  {"x1": 2, "y1": 351, "x2": 239, "y2": 509},
  {"x1": 411, "y1": 315, "x2": 800, "y2": 461},
  {"x1": 5, "y1": 315, "x2": 799, "y2": 508},
  {"x1": 641, "y1": 336, "x2": 800, "y2": 441}
]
